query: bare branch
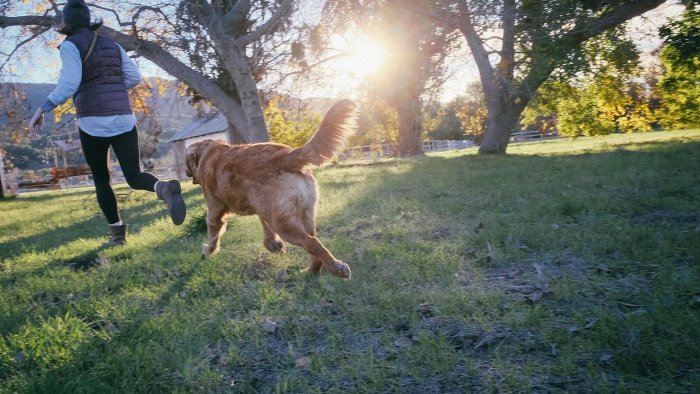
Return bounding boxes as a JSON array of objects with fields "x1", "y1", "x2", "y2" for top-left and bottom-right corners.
[
  {"x1": 88, "y1": 3, "x2": 132, "y2": 27},
  {"x1": 0, "y1": 26, "x2": 51, "y2": 72},
  {"x1": 237, "y1": 0, "x2": 293, "y2": 47},
  {"x1": 278, "y1": 52, "x2": 345, "y2": 80}
]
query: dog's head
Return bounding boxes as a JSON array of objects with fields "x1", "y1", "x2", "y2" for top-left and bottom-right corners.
[{"x1": 185, "y1": 139, "x2": 216, "y2": 184}]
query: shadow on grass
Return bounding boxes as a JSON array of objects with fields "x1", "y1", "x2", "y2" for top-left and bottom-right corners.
[
  {"x1": 6, "y1": 234, "x2": 213, "y2": 392},
  {"x1": 0, "y1": 187, "x2": 201, "y2": 262},
  {"x1": 0, "y1": 187, "x2": 203, "y2": 334}
]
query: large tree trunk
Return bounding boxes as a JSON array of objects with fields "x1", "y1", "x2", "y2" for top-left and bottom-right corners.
[
  {"x1": 225, "y1": 44, "x2": 268, "y2": 143},
  {"x1": 396, "y1": 95, "x2": 424, "y2": 156},
  {"x1": 479, "y1": 101, "x2": 524, "y2": 154}
]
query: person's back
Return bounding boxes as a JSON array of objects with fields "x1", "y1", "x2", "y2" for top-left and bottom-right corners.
[
  {"x1": 28, "y1": 0, "x2": 186, "y2": 245},
  {"x1": 65, "y1": 28, "x2": 132, "y2": 118}
]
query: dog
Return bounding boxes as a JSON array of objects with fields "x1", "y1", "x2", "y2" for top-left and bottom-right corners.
[{"x1": 185, "y1": 99, "x2": 356, "y2": 278}]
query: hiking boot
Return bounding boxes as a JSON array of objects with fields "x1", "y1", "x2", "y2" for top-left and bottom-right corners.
[
  {"x1": 156, "y1": 179, "x2": 186, "y2": 225},
  {"x1": 104, "y1": 224, "x2": 127, "y2": 246}
]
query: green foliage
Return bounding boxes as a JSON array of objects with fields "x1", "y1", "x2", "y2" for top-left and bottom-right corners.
[
  {"x1": 526, "y1": 33, "x2": 655, "y2": 137},
  {"x1": 349, "y1": 98, "x2": 399, "y2": 146},
  {"x1": 657, "y1": 7, "x2": 700, "y2": 129},
  {"x1": 265, "y1": 98, "x2": 322, "y2": 148},
  {"x1": 1, "y1": 130, "x2": 699, "y2": 392},
  {"x1": 425, "y1": 95, "x2": 487, "y2": 142}
]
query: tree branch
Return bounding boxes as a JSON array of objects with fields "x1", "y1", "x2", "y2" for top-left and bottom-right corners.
[
  {"x1": 89, "y1": 3, "x2": 133, "y2": 27},
  {"x1": 453, "y1": 1, "x2": 497, "y2": 99},
  {"x1": 0, "y1": 26, "x2": 50, "y2": 72},
  {"x1": 515, "y1": 0, "x2": 666, "y2": 103},
  {"x1": 497, "y1": 0, "x2": 516, "y2": 82},
  {"x1": 0, "y1": 15, "x2": 57, "y2": 28},
  {"x1": 223, "y1": 0, "x2": 251, "y2": 30},
  {"x1": 566, "y1": 0, "x2": 665, "y2": 44},
  {"x1": 236, "y1": 0, "x2": 293, "y2": 47}
]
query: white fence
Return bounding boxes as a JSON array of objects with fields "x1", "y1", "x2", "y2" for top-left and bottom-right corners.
[
  {"x1": 5, "y1": 140, "x2": 477, "y2": 195},
  {"x1": 339, "y1": 140, "x2": 475, "y2": 161}
]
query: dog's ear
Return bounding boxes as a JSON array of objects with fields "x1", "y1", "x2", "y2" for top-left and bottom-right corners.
[{"x1": 185, "y1": 146, "x2": 201, "y2": 184}]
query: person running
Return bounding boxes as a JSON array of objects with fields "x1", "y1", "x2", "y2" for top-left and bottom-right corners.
[{"x1": 28, "y1": 0, "x2": 186, "y2": 245}]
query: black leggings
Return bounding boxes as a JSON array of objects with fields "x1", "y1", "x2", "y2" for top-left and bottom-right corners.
[{"x1": 79, "y1": 127, "x2": 158, "y2": 224}]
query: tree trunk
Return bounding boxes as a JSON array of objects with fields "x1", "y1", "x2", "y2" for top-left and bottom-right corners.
[
  {"x1": 227, "y1": 121, "x2": 247, "y2": 144},
  {"x1": 478, "y1": 102, "x2": 524, "y2": 154},
  {"x1": 396, "y1": 96, "x2": 424, "y2": 156},
  {"x1": 225, "y1": 44, "x2": 268, "y2": 143}
]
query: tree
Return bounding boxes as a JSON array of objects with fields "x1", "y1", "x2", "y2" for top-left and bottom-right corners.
[
  {"x1": 0, "y1": 0, "x2": 302, "y2": 144},
  {"x1": 438, "y1": 0, "x2": 666, "y2": 154},
  {"x1": 523, "y1": 33, "x2": 656, "y2": 138},
  {"x1": 322, "y1": 0, "x2": 458, "y2": 156},
  {"x1": 349, "y1": 98, "x2": 398, "y2": 148},
  {"x1": 265, "y1": 97, "x2": 321, "y2": 147},
  {"x1": 426, "y1": 85, "x2": 488, "y2": 142},
  {"x1": 657, "y1": 3, "x2": 700, "y2": 129}
]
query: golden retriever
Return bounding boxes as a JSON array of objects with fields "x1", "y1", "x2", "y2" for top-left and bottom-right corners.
[{"x1": 185, "y1": 100, "x2": 356, "y2": 278}]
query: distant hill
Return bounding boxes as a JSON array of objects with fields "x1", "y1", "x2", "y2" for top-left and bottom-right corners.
[
  {"x1": 0, "y1": 80, "x2": 197, "y2": 169},
  {"x1": 0, "y1": 80, "x2": 196, "y2": 133}
]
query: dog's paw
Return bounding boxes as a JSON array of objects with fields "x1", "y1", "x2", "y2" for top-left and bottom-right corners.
[
  {"x1": 202, "y1": 243, "x2": 220, "y2": 256},
  {"x1": 264, "y1": 238, "x2": 286, "y2": 253},
  {"x1": 326, "y1": 260, "x2": 351, "y2": 279}
]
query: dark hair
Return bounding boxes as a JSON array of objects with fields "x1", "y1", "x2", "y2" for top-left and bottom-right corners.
[{"x1": 57, "y1": 18, "x2": 103, "y2": 36}]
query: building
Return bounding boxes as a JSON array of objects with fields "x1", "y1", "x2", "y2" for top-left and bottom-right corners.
[{"x1": 168, "y1": 113, "x2": 230, "y2": 179}]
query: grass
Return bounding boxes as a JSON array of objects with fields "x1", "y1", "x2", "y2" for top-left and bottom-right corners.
[{"x1": 1, "y1": 129, "x2": 699, "y2": 393}]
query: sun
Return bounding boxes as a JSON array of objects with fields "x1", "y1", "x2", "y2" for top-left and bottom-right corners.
[{"x1": 335, "y1": 36, "x2": 386, "y2": 78}]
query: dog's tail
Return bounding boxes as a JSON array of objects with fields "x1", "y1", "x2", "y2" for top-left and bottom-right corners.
[{"x1": 281, "y1": 99, "x2": 356, "y2": 171}]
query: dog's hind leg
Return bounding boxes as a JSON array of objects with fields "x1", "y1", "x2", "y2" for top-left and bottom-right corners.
[
  {"x1": 260, "y1": 217, "x2": 285, "y2": 253},
  {"x1": 203, "y1": 205, "x2": 227, "y2": 256},
  {"x1": 299, "y1": 209, "x2": 323, "y2": 274},
  {"x1": 302, "y1": 257, "x2": 323, "y2": 274},
  {"x1": 273, "y1": 218, "x2": 351, "y2": 279}
]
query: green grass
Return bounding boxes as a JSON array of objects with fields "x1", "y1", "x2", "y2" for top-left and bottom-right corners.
[{"x1": 1, "y1": 129, "x2": 699, "y2": 393}]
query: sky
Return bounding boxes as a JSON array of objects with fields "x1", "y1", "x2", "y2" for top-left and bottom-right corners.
[{"x1": 0, "y1": 1, "x2": 685, "y2": 103}]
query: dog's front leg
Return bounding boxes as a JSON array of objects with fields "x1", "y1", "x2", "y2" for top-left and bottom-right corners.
[{"x1": 202, "y1": 206, "x2": 227, "y2": 257}]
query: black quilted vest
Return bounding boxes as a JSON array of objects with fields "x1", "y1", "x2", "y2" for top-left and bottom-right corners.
[{"x1": 64, "y1": 28, "x2": 132, "y2": 117}]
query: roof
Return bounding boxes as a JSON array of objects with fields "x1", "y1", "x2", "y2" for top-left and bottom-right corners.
[{"x1": 169, "y1": 112, "x2": 229, "y2": 142}]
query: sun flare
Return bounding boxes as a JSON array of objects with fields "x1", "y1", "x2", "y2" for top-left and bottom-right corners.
[{"x1": 337, "y1": 37, "x2": 385, "y2": 77}]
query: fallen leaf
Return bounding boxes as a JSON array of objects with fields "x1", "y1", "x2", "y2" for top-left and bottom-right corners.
[
  {"x1": 295, "y1": 356, "x2": 311, "y2": 368},
  {"x1": 689, "y1": 294, "x2": 700, "y2": 307},
  {"x1": 527, "y1": 290, "x2": 544, "y2": 303},
  {"x1": 584, "y1": 318, "x2": 598, "y2": 329},
  {"x1": 393, "y1": 336, "x2": 413, "y2": 348},
  {"x1": 598, "y1": 352, "x2": 613, "y2": 364},
  {"x1": 263, "y1": 318, "x2": 278, "y2": 334},
  {"x1": 474, "y1": 332, "x2": 509, "y2": 349}
]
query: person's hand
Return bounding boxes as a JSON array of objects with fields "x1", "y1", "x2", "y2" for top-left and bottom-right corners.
[{"x1": 29, "y1": 108, "x2": 45, "y2": 134}]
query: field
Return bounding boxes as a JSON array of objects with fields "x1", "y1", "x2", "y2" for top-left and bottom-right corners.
[{"x1": 1, "y1": 130, "x2": 699, "y2": 393}]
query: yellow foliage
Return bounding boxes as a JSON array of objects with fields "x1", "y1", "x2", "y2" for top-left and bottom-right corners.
[
  {"x1": 265, "y1": 98, "x2": 321, "y2": 148},
  {"x1": 129, "y1": 81, "x2": 154, "y2": 117},
  {"x1": 53, "y1": 99, "x2": 76, "y2": 123}
]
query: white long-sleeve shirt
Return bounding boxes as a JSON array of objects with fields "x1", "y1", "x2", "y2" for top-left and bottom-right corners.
[{"x1": 41, "y1": 40, "x2": 141, "y2": 137}]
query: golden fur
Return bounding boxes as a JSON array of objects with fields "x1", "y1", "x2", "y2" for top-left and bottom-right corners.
[{"x1": 185, "y1": 99, "x2": 356, "y2": 278}]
